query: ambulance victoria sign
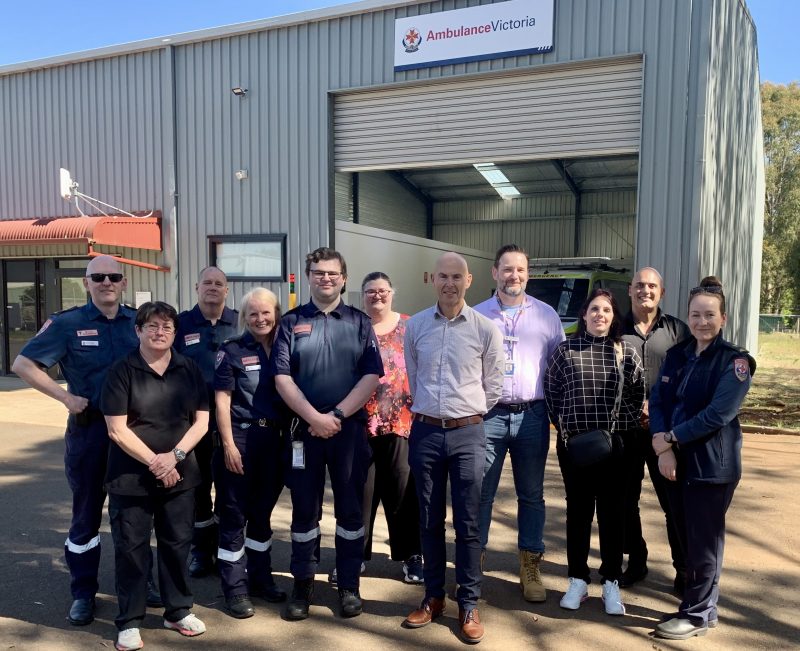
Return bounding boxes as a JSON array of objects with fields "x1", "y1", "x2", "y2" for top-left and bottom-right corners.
[{"x1": 394, "y1": 0, "x2": 554, "y2": 71}]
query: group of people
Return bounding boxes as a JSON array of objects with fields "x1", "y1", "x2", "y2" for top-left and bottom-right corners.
[{"x1": 12, "y1": 243, "x2": 754, "y2": 648}]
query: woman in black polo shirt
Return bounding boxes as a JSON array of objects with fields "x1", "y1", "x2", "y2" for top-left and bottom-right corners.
[
  {"x1": 213, "y1": 287, "x2": 286, "y2": 619},
  {"x1": 102, "y1": 302, "x2": 209, "y2": 651}
]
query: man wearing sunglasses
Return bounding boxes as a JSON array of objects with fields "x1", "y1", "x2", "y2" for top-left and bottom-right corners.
[{"x1": 12, "y1": 255, "x2": 140, "y2": 627}]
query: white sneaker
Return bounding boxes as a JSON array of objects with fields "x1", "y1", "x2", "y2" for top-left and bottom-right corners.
[
  {"x1": 164, "y1": 613, "x2": 206, "y2": 637},
  {"x1": 559, "y1": 577, "x2": 588, "y2": 610},
  {"x1": 115, "y1": 628, "x2": 143, "y2": 651},
  {"x1": 602, "y1": 579, "x2": 626, "y2": 615}
]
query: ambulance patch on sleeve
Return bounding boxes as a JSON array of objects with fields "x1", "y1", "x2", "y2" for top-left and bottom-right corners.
[{"x1": 734, "y1": 358, "x2": 749, "y2": 382}]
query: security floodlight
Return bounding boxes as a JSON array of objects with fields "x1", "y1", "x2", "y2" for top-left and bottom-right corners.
[{"x1": 231, "y1": 87, "x2": 248, "y2": 97}]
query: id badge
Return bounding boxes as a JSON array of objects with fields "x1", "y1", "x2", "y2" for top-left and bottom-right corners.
[
  {"x1": 292, "y1": 440, "x2": 305, "y2": 469},
  {"x1": 504, "y1": 360, "x2": 515, "y2": 376}
]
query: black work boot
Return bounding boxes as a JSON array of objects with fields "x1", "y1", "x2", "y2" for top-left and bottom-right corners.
[
  {"x1": 338, "y1": 588, "x2": 363, "y2": 618},
  {"x1": 285, "y1": 578, "x2": 314, "y2": 620},
  {"x1": 252, "y1": 574, "x2": 287, "y2": 603}
]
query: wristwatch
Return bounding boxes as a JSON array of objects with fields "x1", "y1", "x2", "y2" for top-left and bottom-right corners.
[
  {"x1": 664, "y1": 431, "x2": 676, "y2": 444},
  {"x1": 173, "y1": 448, "x2": 187, "y2": 463},
  {"x1": 332, "y1": 407, "x2": 345, "y2": 421}
]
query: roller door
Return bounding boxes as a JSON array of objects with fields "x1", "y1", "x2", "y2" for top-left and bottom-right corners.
[{"x1": 333, "y1": 56, "x2": 643, "y2": 171}]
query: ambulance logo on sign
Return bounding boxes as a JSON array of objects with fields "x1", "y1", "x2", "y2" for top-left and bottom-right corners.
[{"x1": 402, "y1": 27, "x2": 422, "y2": 53}]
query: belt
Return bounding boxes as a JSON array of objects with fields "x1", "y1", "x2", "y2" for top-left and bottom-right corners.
[
  {"x1": 493, "y1": 400, "x2": 540, "y2": 414},
  {"x1": 414, "y1": 413, "x2": 483, "y2": 429},
  {"x1": 237, "y1": 418, "x2": 277, "y2": 429}
]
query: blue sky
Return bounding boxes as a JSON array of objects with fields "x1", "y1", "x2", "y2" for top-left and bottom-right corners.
[{"x1": 0, "y1": 0, "x2": 797, "y2": 84}]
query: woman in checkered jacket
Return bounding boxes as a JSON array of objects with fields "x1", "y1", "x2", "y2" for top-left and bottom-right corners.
[{"x1": 544, "y1": 288, "x2": 645, "y2": 618}]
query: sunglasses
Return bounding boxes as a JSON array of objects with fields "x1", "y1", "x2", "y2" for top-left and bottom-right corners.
[
  {"x1": 87, "y1": 273, "x2": 124, "y2": 283},
  {"x1": 689, "y1": 285, "x2": 723, "y2": 296}
]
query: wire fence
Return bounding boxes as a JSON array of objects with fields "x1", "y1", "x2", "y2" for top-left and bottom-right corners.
[{"x1": 759, "y1": 314, "x2": 800, "y2": 334}]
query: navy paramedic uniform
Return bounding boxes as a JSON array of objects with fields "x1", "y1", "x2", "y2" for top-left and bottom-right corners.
[
  {"x1": 650, "y1": 333, "x2": 754, "y2": 626},
  {"x1": 271, "y1": 301, "x2": 383, "y2": 590},
  {"x1": 175, "y1": 304, "x2": 239, "y2": 561},
  {"x1": 213, "y1": 332, "x2": 285, "y2": 599},
  {"x1": 18, "y1": 301, "x2": 138, "y2": 600}
]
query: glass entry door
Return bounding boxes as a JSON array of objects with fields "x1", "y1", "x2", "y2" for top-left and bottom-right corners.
[{"x1": 2, "y1": 260, "x2": 45, "y2": 374}]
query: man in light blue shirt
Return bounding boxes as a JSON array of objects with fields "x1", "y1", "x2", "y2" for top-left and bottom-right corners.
[
  {"x1": 474, "y1": 244, "x2": 564, "y2": 603},
  {"x1": 403, "y1": 252, "x2": 503, "y2": 645}
]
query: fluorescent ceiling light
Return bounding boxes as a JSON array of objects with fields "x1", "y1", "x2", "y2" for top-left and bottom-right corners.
[
  {"x1": 495, "y1": 185, "x2": 521, "y2": 198},
  {"x1": 473, "y1": 162, "x2": 521, "y2": 200}
]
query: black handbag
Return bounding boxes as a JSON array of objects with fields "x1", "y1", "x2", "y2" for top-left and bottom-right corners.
[
  {"x1": 563, "y1": 343, "x2": 625, "y2": 468},
  {"x1": 566, "y1": 428, "x2": 613, "y2": 467}
]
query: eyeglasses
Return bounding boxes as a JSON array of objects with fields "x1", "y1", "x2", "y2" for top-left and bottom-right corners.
[
  {"x1": 689, "y1": 285, "x2": 723, "y2": 296},
  {"x1": 310, "y1": 270, "x2": 342, "y2": 280},
  {"x1": 87, "y1": 273, "x2": 124, "y2": 283},
  {"x1": 364, "y1": 289, "x2": 391, "y2": 297},
  {"x1": 142, "y1": 323, "x2": 175, "y2": 335}
]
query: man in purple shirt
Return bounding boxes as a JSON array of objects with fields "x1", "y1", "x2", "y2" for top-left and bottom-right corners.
[{"x1": 474, "y1": 244, "x2": 564, "y2": 602}]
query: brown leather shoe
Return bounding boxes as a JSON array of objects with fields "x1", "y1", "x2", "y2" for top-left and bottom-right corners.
[
  {"x1": 404, "y1": 596, "x2": 446, "y2": 628},
  {"x1": 459, "y1": 607, "x2": 484, "y2": 644}
]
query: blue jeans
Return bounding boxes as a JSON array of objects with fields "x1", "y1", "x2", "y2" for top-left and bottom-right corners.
[{"x1": 479, "y1": 401, "x2": 550, "y2": 553}]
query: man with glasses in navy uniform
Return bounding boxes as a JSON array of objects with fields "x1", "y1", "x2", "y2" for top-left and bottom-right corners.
[
  {"x1": 272, "y1": 247, "x2": 382, "y2": 621},
  {"x1": 175, "y1": 266, "x2": 239, "y2": 578},
  {"x1": 12, "y1": 255, "x2": 140, "y2": 627}
]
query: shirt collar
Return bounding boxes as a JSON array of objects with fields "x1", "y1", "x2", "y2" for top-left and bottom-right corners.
[
  {"x1": 303, "y1": 299, "x2": 344, "y2": 318},
  {"x1": 86, "y1": 300, "x2": 130, "y2": 321},
  {"x1": 129, "y1": 349, "x2": 188, "y2": 375},
  {"x1": 434, "y1": 302, "x2": 470, "y2": 321},
  {"x1": 190, "y1": 303, "x2": 236, "y2": 325}
]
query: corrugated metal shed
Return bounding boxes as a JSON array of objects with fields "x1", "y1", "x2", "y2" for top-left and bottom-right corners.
[{"x1": 0, "y1": 0, "x2": 763, "y2": 349}]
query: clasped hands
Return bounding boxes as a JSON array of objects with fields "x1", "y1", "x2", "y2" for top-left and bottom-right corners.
[
  {"x1": 148, "y1": 452, "x2": 181, "y2": 488},
  {"x1": 309, "y1": 411, "x2": 342, "y2": 438}
]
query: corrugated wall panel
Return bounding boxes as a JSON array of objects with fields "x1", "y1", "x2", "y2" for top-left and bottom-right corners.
[
  {"x1": 357, "y1": 172, "x2": 427, "y2": 237},
  {"x1": 0, "y1": 51, "x2": 172, "y2": 304},
  {"x1": 334, "y1": 172, "x2": 354, "y2": 222},
  {"x1": 695, "y1": 0, "x2": 763, "y2": 350},
  {"x1": 0, "y1": 52, "x2": 167, "y2": 220},
  {"x1": 432, "y1": 191, "x2": 635, "y2": 259}
]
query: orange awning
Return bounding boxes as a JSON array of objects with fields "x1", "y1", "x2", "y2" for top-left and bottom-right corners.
[{"x1": 0, "y1": 214, "x2": 162, "y2": 250}]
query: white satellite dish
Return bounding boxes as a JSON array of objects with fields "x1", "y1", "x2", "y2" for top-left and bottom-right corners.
[
  {"x1": 60, "y1": 167, "x2": 76, "y2": 200},
  {"x1": 57, "y1": 168, "x2": 152, "y2": 219}
]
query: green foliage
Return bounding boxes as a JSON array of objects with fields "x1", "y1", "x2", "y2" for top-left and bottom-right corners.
[{"x1": 761, "y1": 82, "x2": 800, "y2": 313}]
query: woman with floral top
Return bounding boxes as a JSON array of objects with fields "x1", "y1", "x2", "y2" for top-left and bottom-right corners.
[{"x1": 353, "y1": 272, "x2": 423, "y2": 584}]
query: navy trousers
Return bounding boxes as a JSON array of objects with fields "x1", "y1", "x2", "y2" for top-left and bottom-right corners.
[
  {"x1": 622, "y1": 427, "x2": 685, "y2": 573},
  {"x1": 286, "y1": 418, "x2": 371, "y2": 590},
  {"x1": 64, "y1": 416, "x2": 109, "y2": 599},
  {"x1": 668, "y1": 480, "x2": 738, "y2": 625},
  {"x1": 214, "y1": 423, "x2": 284, "y2": 598},
  {"x1": 408, "y1": 420, "x2": 485, "y2": 609},
  {"x1": 190, "y1": 426, "x2": 217, "y2": 560}
]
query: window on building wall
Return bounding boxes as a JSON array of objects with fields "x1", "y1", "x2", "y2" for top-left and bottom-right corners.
[{"x1": 209, "y1": 235, "x2": 287, "y2": 281}]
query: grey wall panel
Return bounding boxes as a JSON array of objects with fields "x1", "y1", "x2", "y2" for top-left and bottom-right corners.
[
  {"x1": 694, "y1": 0, "x2": 763, "y2": 350},
  {"x1": 0, "y1": 51, "x2": 169, "y2": 220},
  {"x1": 357, "y1": 171, "x2": 427, "y2": 237},
  {"x1": 432, "y1": 191, "x2": 635, "y2": 259},
  {"x1": 334, "y1": 172, "x2": 354, "y2": 222}
]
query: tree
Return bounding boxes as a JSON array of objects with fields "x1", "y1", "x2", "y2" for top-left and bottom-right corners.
[{"x1": 761, "y1": 82, "x2": 800, "y2": 314}]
